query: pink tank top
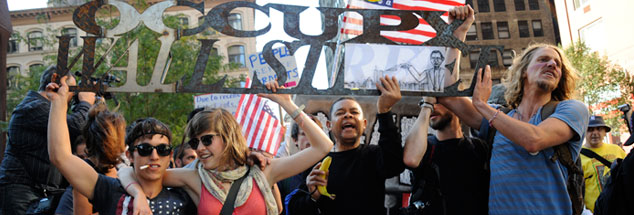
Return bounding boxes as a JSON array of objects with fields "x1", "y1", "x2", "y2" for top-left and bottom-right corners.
[{"x1": 198, "y1": 178, "x2": 267, "y2": 215}]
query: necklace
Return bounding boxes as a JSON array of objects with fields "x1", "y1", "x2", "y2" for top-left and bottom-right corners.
[{"x1": 515, "y1": 108, "x2": 536, "y2": 121}]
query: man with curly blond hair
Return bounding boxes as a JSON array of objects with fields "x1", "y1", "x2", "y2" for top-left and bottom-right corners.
[{"x1": 438, "y1": 6, "x2": 590, "y2": 214}]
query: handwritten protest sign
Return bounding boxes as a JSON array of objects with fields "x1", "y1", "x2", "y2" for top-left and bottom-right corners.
[
  {"x1": 247, "y1": 46, "x2": 299, "y2": 88},
  {"x1": 193, "y1": 93, "x2": 242, "y2": 115}
]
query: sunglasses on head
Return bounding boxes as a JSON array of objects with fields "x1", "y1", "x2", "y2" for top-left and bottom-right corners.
[
  {"x1": 134, "y1": 143, "x2": 172, "y2": 157},
  {"x1": 187, "y1": 134, "x2": 219, "y2": 149}
]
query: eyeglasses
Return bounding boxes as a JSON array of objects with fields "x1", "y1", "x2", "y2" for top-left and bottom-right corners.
[
  {"x1": 187, "y1": 134, "x2": 219, "y2": 149},
  {"x1": 134, "y1": 143, "x2": 172, "y2": 157}
]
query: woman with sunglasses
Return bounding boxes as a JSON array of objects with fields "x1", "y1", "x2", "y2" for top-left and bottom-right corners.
[
  {"x1": 46, "y1": 75, "x2": 195, "y2": 215},
  {"x1": 120, "y1": 82, "x2": 334, "y2": 214}
]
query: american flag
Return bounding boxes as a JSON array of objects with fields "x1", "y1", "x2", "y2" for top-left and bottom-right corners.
[
  {"x1": 234, "y1": 78, "x2": 285, "y2": 155},
  {"x1": 341, "y1": 0, "x2": 466, "y2": 45}
]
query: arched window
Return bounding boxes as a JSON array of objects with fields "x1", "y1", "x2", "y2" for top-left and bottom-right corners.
[
  {"x1": 228, "y1": 13, "x2": 242, "y2": 30},
  {"x1": 29, "y1": 64, "x2": 44, "y2": 73},
  {"x1": 62, "y1": 28, "x2": 78, "y2": 47},
  {"x1": 7, "y1": 66, "x2": 21, "y2": 90},
  {"x1": 8, "y1": 33, "x2": 19, "y2": 53},
  {"x1": 28, "y1": 31, "x2": 44, "y2": 51},
  {"x1": 228, "y1": 45, "x2": 245, "y2": 67}
]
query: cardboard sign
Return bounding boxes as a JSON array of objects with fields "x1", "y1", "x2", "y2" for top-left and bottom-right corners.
[{"x1": 247, "y1": 46, "x2": 299, "y2": 88}]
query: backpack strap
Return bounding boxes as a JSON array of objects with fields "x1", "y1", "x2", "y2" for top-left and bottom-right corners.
[{"x1": 580, "y1": 148, "x2": 613, "y2": 167}]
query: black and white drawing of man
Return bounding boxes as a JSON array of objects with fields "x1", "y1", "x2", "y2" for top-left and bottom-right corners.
[{"x1": 421, "y1": 50, "x2": 446, "y2": 92}]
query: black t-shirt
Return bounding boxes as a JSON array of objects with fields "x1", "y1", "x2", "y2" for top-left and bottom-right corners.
[
  {"x1": 91, "y1": 174, "x2": 196, "y2": 215},
  {"x1": 287, "y1": 112, "x2": 404, "y2": 215},
  {"x1": 410, "y1": 136, "x2": 489, "y2": 215}
]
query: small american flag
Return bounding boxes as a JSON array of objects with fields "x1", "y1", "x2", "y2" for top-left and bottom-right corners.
[
  {"x1": 342, "y1": 0, "x2": 465, "y2": 45},
  {"x1": 234, "y1": 78, "x2": 285, "y2": 155}
]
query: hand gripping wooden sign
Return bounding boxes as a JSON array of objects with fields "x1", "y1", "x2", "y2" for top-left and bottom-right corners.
[{"x1": 56, "y1": 0, "x2": 502, "y2": 97}]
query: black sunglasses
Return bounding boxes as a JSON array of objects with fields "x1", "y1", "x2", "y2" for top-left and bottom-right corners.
[
  {"x1": 134, "y1": 143, "x2": 172, "y2": 157},
  {"x1": 187, "y1": 134, "x2": 219, "y2": 149}
]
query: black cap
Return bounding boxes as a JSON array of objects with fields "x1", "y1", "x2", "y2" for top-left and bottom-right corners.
[{"x1": 588, "y1": 115, "x2": 611, "y2": 132}]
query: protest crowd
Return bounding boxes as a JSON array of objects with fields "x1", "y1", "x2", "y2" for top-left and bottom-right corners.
[{"x1": 2, "y1": 3, "x2": 634, "y2": 215}]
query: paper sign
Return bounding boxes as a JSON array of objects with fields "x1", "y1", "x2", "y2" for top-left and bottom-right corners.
[
  {"x1": 344, "y1": 44, "x2": 448, "y2": 92},
  {"x1": 247, "y1": 46, "x2": 299, "y2": 88},
  {"x1": 193, "y1": 93, "x2": 242, "y2": 115}
]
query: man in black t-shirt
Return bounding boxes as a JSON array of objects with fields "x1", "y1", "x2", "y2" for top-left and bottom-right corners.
[
  {"x1": 403, "y1": 98, "x2": 489, "y2": 215},
  {"x1": 286, "y1": 76, "x2": 404, "y2": 215}
]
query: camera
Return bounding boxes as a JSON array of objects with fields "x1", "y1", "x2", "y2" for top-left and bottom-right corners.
[{"x1": 74, "y1": 71, "x2": 120, "y2": 100}]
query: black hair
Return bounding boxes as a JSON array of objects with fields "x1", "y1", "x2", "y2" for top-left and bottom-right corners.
[
  {"x1": 125, "y1": 118, "x2": 172, "y2": 151},
  {"x1": 329, "y1": 97, "x2": 358, "y2": 118},
  {"x1": 38, "y1": 65, "x2": 56, "y2": 91}
]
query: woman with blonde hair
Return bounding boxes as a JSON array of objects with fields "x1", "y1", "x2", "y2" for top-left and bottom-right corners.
[{"x1": 120, "y1": 82, "x2": 333, "y2": 214}]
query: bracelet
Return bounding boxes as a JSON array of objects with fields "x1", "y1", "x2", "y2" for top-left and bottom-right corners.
[
  {"x1": 125, "y1": 181, "x2": 139, "y2": 192},
  {"x1": 419, "y1": 99, "x2": 434, "y2": 113},
  {"x1": 489, "y1": 109, "x2": 500, "y2": 127},
  {"x1": 290, "y1": 104, "x2": 305, "y2": 120}
]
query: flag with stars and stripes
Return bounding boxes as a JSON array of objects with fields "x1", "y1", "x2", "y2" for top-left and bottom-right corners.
[
  {"x1": 234, "y1": 78, "x2": 285, "y2": 155},
  {"x1": 341, "y1": 0, "x2": 466, "y2": 45}
]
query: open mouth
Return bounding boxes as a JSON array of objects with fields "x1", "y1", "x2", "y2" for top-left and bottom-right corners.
[
  {"x1": 342, "y1": 123, "x2": 356, "y2": 131},
  {"x1": 543, "y1": 70, "x2": 556, "y2": 78},
  {"x1": 200, "y1": 154, "x2": 212, "y2": 159}
]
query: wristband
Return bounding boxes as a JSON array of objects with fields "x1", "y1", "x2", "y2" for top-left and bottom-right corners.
[
  {"x1": 290, "y1": 104, "x2": 305, "y2": 120},
  {"x1": 419, "y1": 99, "x2": 434, "y2": 113},
  {"x1": 489, "y1": 109, "x2": 500, "y2": 127}
]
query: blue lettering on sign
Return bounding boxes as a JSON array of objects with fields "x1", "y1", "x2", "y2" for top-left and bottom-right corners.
[{"x1": 249, "y1": 47, "x2": 292, "y2": 68}]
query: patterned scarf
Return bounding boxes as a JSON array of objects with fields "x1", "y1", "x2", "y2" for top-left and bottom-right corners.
[{"x1": 197, "y1": 162, "x2": 278, "y2": 215}]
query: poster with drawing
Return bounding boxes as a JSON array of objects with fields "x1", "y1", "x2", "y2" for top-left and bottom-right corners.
[{"x1": 344, "y1": 44, "x2": 448, "y2": 92}]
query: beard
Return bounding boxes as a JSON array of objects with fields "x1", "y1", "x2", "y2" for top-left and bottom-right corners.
[
  {"x1": 430, "y1": 113, "x2": 452, "y2": 130},
  {"x1": 537, "y1": 80, "x2": 556, "y2": 92}
]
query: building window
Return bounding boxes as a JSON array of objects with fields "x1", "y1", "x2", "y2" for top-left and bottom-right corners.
[
  {"x1": 228, "y1": 45, "x2": 245, "y2": 67},
  {"x1": 493, "y1": 0, "x2": 506, "y2": 12},
  {"x1": 178, "y1": 17, "x2": 189, "y2": 27},
  {"x1": 518, "y1": 20, "x2": 530, "y2": 38},
  {"x1": 481, "y1": 22, "x2": 494, "y2": 40},
  {"x1": 466, "y1": 0, "x2": 474, "y2": 7},
  {"x1": 487, "y1": 50, "x2": 499, "y2": 67},
  {"x1": 228, "y1": 13, "x2": 242, "y2": 30},
  {"x1": 573, "y1": 0, "x2": 590, "y2": 10},
  {"x1": 470, "y1": 50, "x2": 498, "y2": 68},
  {"x1": 528, "y1": 0, "x2": 539, "y2": 10},
  {"x1": 198, "y1": 16, "x2": 217, "y2": 35},
  {"x1": 579, "y1": 19, "x2": 605, "y2": 52},
  {"x1": 8, "y1": 33, "x2": 19, "y2": 54},
  {"x1": 466, "y1": 25, "x2": 478, "y2": 41},
  {"x1": 7, "y1": 66, "x2": 21, "y2": 90},
  {"x1": 28, "y1": 31, "x2": 44, "y2": 51},
  {"x1": 503, "y1": 49, "x2": 514, "y2": 67},
  {"x1": 514, "y1": 0, "x2": 525, "y2": 11},
  {"x1": 497, "y1": 22, "x2": 510, "y2": 39},
  {"x1": 532, "y1": 20, "x2": 543, "y2": 37},
  {"x1": 469, "y1": 51, "x2": 480, "y2": 68},
  {"x1": 62, "y1": 28, "x2": 78, "y2": 47},
  {"x1": 477, "y1": 0, "x2": 490, "y2": 12},
  {"x1": 29, "y1": 64, "x2": 44, "y2": 72}
]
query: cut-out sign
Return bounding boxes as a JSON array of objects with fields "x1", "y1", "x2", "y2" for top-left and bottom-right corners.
[{"x1": 57, "y1": 0, "x2": 503, "y2": 97}]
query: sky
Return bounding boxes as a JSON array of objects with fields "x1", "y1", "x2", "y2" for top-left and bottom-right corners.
[{"x1": 7, "y1": 0, "x2": 48, "y2": 11}]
